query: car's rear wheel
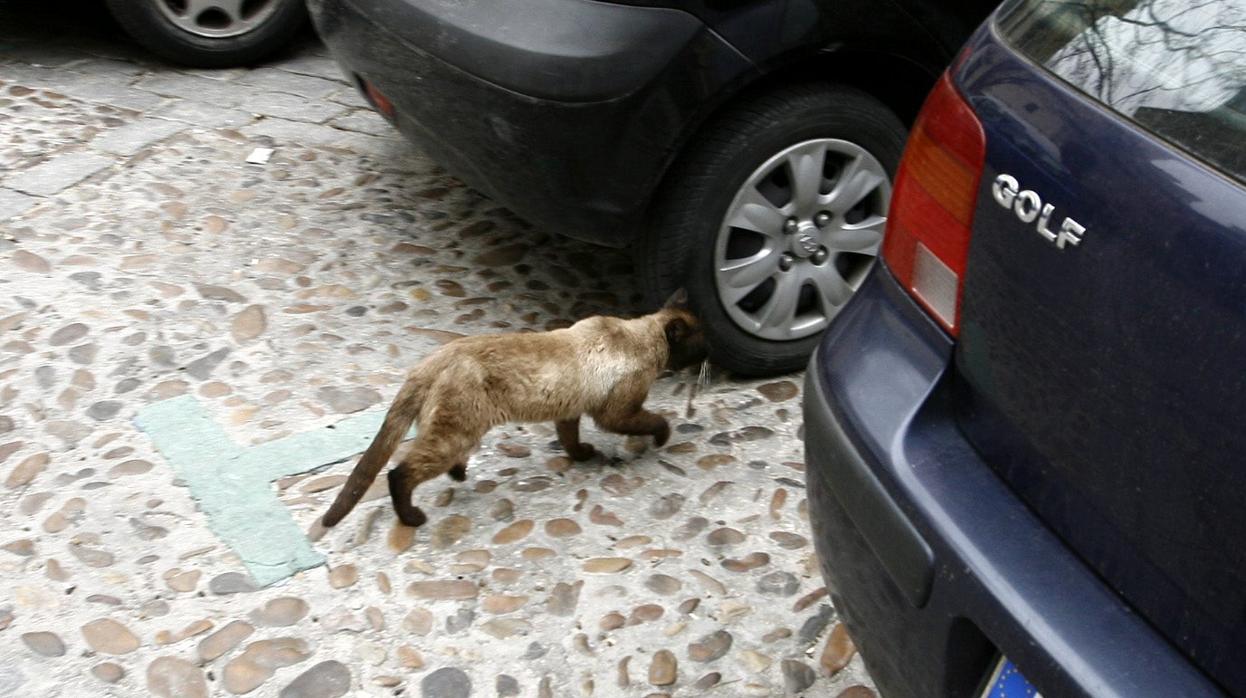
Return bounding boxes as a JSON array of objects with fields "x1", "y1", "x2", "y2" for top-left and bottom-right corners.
[
  {"x1": 640, "y1": 84, "x2": 907, "y2": 376},
  {"x1": 105, "y1": 0, "x2": 306, "y2": 68}
]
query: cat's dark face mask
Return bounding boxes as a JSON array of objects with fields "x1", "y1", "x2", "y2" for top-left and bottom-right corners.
[{"x1": 663, "y1": 310, "x2": 708, "y2": 371}]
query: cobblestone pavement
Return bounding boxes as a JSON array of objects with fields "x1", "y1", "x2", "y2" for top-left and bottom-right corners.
[{"x1": 0, "y1": 4, "x2": 877, "y2": 697}]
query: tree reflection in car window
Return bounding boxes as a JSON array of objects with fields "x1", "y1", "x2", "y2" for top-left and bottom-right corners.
[{"x1": 1001, "y1": 0, "x2": 1246, "y2": 182}]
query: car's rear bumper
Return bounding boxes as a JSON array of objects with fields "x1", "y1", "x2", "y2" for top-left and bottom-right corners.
[
  {"x1": 803, "y1": 264, "x2": 1224, "y2": 698},
  {"x1": 307, "y1": 0, "x2": 754, "y2": 246}
]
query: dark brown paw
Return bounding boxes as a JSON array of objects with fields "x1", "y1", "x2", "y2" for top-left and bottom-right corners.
[
  {"x1": 388, "y1": 468, "x2": 426, "y2": 528},
  {"x1": 567, "y1": 443, "x2": 597, "y2": 462},
  {"x1": 447, "y1": 463, "x2": 467, "y2": 481},
  {"x1": 652, "y1": 419, "x2": 671, "y2": 447},
  {"x1": 396, "y1": 505, "x2": 427, "y2": 528}
]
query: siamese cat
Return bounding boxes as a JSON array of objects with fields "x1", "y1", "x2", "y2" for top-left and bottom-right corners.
[{"x1": 319, "y1": 291, "x2": 707, "y2": 530}]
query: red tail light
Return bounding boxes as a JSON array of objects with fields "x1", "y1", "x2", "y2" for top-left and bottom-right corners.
[
  {"x1": 881, "y1": 72, "x2": 986, "y2": 336},
  {"x1": 361, "y1": 78, "x2": 396, "y2": 121}
]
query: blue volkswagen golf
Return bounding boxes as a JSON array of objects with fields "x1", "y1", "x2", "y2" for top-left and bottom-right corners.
[{"x1": 803, "y1": 1, "x2": 1246, "y2": 696}]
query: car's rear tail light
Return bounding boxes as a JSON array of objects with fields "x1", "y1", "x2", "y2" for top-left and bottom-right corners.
[
  {"x1": 360, "y1": 77, "x2": 396, "y2": 121},
  {"x1": 881, "y1": 72, "x2": 986, "y2": 336}
]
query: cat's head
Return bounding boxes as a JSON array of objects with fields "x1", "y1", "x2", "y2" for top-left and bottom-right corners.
[{"x1": 661, "y1": 289, "x2": 708, "y2": 370}]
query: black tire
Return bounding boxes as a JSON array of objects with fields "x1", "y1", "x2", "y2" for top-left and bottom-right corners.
[
  {"x1": 105, "y1": 0, "x2": 306, "y2": 68},
  {"x1": 638, "y1": 83, "x2": 907, "y2": 377}
]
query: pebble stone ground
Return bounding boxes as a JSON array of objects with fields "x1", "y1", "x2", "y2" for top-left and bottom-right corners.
[{"x1": 0, "y1": 4, "x2": 878, "y2": 697}]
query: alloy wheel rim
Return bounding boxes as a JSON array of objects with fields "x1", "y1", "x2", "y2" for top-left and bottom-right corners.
[
  {"x1": 713, "y1": 138, "x2": 891, "y2": 341},
  {"x1": 156, "y1": 0, "x2": 279, "y2": 39}
]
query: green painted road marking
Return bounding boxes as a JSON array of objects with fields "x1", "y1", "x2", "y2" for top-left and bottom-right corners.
[{"x1": 134, "y1": 395, "x2": 409, "y2": 587}]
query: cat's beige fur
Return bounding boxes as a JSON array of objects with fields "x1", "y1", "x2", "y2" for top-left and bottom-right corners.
[{"x1": 320, "y1": 298, "x2": 706, "y2": 529}]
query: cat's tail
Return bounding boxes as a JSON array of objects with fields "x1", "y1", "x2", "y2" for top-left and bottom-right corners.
[{"x1": 320, "y1": 376, "x2": 425, "y2": 528}]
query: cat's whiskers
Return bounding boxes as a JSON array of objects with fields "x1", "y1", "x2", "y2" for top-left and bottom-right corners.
[{"x1": 684, "y1": 359, "x2": 711, "y2": 418}]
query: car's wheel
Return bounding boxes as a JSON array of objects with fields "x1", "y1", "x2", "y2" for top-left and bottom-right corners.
[
  {"x1": 104, "y1": 0, "x2": 306, "y2": 68},
  {"x1": 640, "y1": 84, "x2": 907, "y2": 376}
]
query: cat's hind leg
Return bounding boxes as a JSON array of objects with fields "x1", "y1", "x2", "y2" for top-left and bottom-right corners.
[
  {"x1": 387, "y1": 468, "x2": 428, "y2": 528},
  {"x1": 388, "y1": 410, "x2": 483, "y2": 527}
]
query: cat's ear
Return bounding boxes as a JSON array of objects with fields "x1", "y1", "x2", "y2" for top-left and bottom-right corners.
[
  {"x1": 664, "y1": 317, "x2": 689, "y2": 347},
  {"x1": 663, "y1": 288, "x2": 689, "y2": 309}
]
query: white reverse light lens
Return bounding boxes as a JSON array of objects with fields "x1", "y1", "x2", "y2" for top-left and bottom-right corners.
[{"x1": 911, "y1": 242, "x2": 959, "y2": 328}]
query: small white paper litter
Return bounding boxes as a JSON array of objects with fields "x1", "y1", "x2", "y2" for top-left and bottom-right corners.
[{"x1": 245, "y1": 147, "x2": 274, "y2": 164}]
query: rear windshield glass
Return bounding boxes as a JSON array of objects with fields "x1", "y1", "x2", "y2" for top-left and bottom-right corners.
[{"x1": 999, "y1": 0, "x2": 1246, "y2": 184}]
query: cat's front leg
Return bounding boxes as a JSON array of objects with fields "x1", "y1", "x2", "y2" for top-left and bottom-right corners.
[
  {"x1": 556, "y1": 416, "x2": 596, "y2": 461},
  {"x1": 593, "y1": 407, "x2": 669, "y2": 447}
]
